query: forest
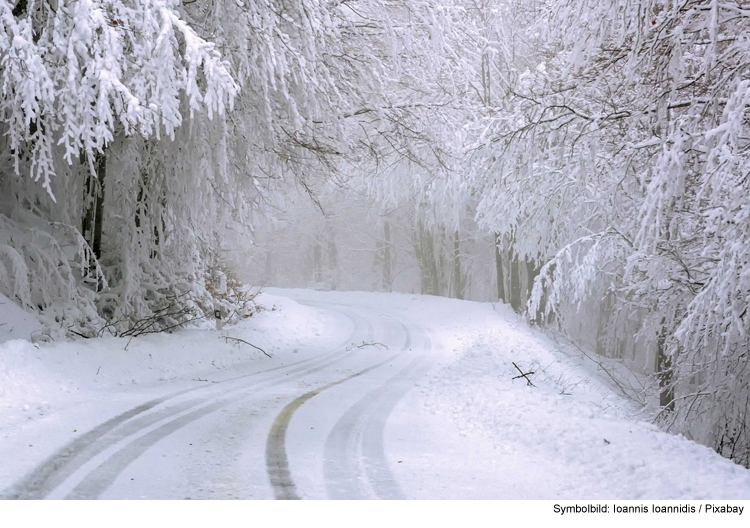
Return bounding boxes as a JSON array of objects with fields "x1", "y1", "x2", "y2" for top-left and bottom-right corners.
[{"x1": 1, "y1": 0, "x2": 749, "y2": 468}]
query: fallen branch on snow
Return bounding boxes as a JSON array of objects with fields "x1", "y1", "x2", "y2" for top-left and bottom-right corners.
[
  {"x1": 346, "y1": 341, "x2": 389, "y2": 351},
  {"x1": 512, "y1": 362, "x2": 536, "y2": 387},
  {"x1": 192, "y1": 378, "x2": 219, "y2": 383},
  {"x1": 222, "y1": 336, "x2": 272, "y2": 358}
]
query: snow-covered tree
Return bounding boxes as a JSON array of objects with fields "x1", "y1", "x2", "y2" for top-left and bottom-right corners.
[
  {"x1": 0, "y1": 0, "x2": 242, "y2": 333},
  {"x1": 1, "y1": 0, "x2": 237, "y2": 197},
  {"x1": 463, "y1": 0, "x2": 750, "y2": 466}
]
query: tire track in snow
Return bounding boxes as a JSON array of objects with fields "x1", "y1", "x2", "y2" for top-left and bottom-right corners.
[
  {"x1": 265, "y1": 353, "x2": 400, "y2": 500},
  {"x1": 62, "y1": 346, "x2": 373, "y2": 500},
  {"x1": 324, "y1": 324, "x2": 431, "y2": 499},
  {"x1": 2, "y1": 305, "x2": 368, "y2": 500},
  {"x1": 265, "y1": 317, "x2": 429, "y2": 500}
]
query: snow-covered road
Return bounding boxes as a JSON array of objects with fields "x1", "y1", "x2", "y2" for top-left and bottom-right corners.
[
  {"x1": 1, "y1": 289, "x2": 750, "y2": 499},
  {"x1": 0, "y1": 292, "x2": 436, "y2": 499}
]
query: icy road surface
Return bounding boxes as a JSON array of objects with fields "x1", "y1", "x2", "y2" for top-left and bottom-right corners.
[{"x1": 1, "y1": 289, "x2": 750, "y2": 499}]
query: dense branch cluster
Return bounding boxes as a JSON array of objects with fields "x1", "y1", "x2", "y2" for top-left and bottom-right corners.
[
  {"x1": 465, "y1": 0, "x2": 750, "y2": 466},
  {"x1": 0, "y1": 0, "x2": 451, "y2": 335}
]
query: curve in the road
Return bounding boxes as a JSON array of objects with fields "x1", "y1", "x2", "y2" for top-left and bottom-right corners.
[
  {"x1": 265, "y1": 317, "x2": 432, "y2": 500},
  {"x1": 2, "y1": 307, "x2": 370, "y2": 500},
  {"x1": 58, "y1": 346, "x2": 373, "y2": 499}
]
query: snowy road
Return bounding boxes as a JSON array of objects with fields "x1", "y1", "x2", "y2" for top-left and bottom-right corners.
[
  {"x1": 2, "y1": 289, "x2": 750, "y2": 499},
  {"x1": 1, "y1": 295, "x2": 435, "y2": 499}
]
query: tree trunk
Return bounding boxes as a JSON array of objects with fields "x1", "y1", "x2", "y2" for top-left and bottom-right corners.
[
  {"x1": 92, "y1": 152, "x2": 106, "y2": 261},
  {"x1": 526, "y1": 259, "x2": 543, "y2": 322},
  {"x1": 656, "y1": 330, "x2": 675, "y2": 410},
  {"x1": 313, "y1": 238, "x2": 323, "y2": 283},
  {"x1": 429, "y1": 229, "x2": 441, "y2": 296},
  {"x1": 383, "y1": 220, "x2": 392, "y2": 292},
  {"x1": 327, "y1": 231, "x2": 338, "y2": 290},
  {"x1": 82, "y1": 173, "x2": 94, "y2": 247},
  {"x1": 495, "y1": 233, "x2": 505, "y2": 302},
  {"x1": 81, "y1": 150, "x2": 106, "y2": 289},
  {"x1": 415, "y1": 223, "x2": 441, "y2": 296},
  {"x1": 452, "y1": 230, "x2": 465, "y2": 299},
  {"x1": 509, "y1": 251, "x2": 522, "y2": 312}
]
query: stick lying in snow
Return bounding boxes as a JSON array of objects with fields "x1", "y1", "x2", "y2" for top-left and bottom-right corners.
[
  {"x1": 222, "y1": 336, "x2": 272, "y2": 358},
  {"x1": 346, "y1": 341, "x2": 389, "y2": 351},
  {"x1": 512, "y1": 362, "x2": 536, "y2": 387}
]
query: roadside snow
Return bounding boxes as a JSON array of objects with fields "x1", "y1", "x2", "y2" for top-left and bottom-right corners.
[
  {"x1": 411, "y1": 333, "x2": 750, "y2": 499},
  {"x1": 0, "y1": 292, "x2": 43, "y2": 345},
  {"x1": 0, "y1": 292, "x2": 342, "y2": 421},
  {"x1": 377, "y1": 293, "x2": 750, "y2": 499}
]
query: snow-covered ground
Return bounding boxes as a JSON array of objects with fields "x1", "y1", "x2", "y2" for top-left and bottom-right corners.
[
  {"x1": 0, "y1": 292, "x2": 43, "y2": 345},
  {"x1": 1, "y1": 288, "x2": 749, "y2": 499}
]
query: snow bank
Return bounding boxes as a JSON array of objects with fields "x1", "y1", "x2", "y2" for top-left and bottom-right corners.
[
  {"x1": 0, "y1": 293, "x2": 43, "y2": 345},
  {"x1": 371, "y1": 293, "x2": 750, "y2": 499}
]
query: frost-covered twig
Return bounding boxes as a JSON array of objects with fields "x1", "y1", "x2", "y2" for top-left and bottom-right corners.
[
  {"x1": 566, "y1": 340, "x2": 651, "y2": 407},
  {"x1": 222, "y1": 336, "x2": 271, "y2": 358}
]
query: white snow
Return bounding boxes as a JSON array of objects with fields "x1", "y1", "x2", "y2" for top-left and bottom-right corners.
[
  {"x1": 1, "y1": 288, "x2": 749, "y2": 499},
  {"x1": 0, "y1": 292, "x2": 43, "y2": 344},
  {"x1": 0, "y1": 292, "x2": 345, "y2": 490},
  {"x1": 275, "y1": 289, "x2": 750, "y2": 499}
]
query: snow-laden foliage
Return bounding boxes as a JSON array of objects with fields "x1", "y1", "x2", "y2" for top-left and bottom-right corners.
[
  {"x1": 0, "y1": 0, "x2": 244, "y2": 335},
  {"x1": 0, "y1": 0, "x2": 237, "y2": 198},
  {"x1": 449, "y1": 0, "x2": 750, "y2": 466},
  {"x1": 0, "y1": 210, "x2": 101, "y2": 336},
  {"x1": 1, "y1": 0, "x2": 474, "y2": 336}
]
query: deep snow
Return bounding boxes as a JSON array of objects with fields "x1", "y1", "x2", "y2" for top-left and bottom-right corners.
[{"x1": 1, "y1": 288, "x2": 749, "y2": 499}]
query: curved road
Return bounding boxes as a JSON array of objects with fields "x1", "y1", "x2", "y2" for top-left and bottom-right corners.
[{"x1": 1, "y1": 294, "x2": 434, "y2": 500}]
